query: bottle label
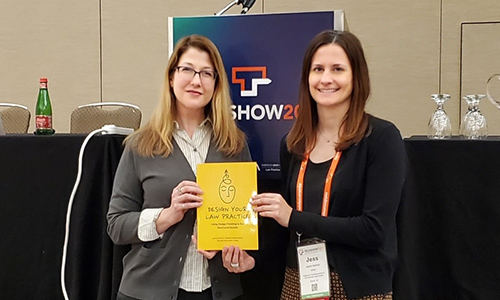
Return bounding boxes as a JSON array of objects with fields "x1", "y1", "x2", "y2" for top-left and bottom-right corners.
[
  {"x1": 36, "y1": 115, "x2": 52, "y2": 129},
  {"x1": 40, "y1": 82, "x2": 47, "y2": 89}
]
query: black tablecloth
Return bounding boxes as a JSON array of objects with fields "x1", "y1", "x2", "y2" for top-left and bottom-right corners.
[
  {"x1": 0, "y1": 134, "x2": 128, "y2": 300},
  {"x1": 2, "y1": 135, "x2": 500, "y2": 299},
  {"x1": 0, "y1": 134, "x2": 286, "y2": 300},
  {"x1": 394, "y1": 136, "x2": 500, "y2": 300}
]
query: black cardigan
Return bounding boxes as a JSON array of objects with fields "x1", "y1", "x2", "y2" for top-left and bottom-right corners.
[{"x1": 281, "y1": 115, "x2": 407, "y2": 298}]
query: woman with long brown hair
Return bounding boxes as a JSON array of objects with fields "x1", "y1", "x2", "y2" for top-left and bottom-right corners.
[{"x1": 252, "y1": 30, "x2": 406, "y2": 299}]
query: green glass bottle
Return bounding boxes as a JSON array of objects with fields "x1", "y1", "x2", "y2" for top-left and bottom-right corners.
[{"x1": 35, "y1": 77, "x2": 54, "y2": 135}]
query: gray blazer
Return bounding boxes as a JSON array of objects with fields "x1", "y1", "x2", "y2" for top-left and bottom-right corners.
[{"x1": 107, "y1": 139, "x2": 252, "y2": 300}]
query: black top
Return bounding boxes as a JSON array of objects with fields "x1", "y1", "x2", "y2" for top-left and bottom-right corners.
[
  {"x1": 280, "y1": 115, "x2": 407, "y2": 298},
  {"x1": 286, "y1": 158, "x2": 333, "y2": 269}
]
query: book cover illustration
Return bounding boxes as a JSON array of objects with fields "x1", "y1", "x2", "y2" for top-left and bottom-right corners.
[{"x1": 196, "y1": 162, "x2": 258, "y2": 250}]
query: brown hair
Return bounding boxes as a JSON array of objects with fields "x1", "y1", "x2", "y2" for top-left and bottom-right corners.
[
  {"x1": 287, "y1": 30, "x2": 370, "y2": 156},
  {"x1": 126, "y1": 34, "x2": 246, "y2": 157}
]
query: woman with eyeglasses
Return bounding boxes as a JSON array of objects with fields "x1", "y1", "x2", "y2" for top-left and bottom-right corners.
[{"x1": 107, "y1": 34, "x2": 254, "y2": 300}]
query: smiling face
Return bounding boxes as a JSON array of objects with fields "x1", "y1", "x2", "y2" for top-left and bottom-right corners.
[
  {"x1": 170, "y1": 47, "x2": 216, "y2": 116},
  {"x1": 308, "y1": 43, "x2": 353, "y2": 111}
]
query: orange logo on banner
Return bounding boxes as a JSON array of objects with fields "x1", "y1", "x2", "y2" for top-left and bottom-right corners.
[{"x1": 232, "y1": 66, "x2": 272, "y2": 97}]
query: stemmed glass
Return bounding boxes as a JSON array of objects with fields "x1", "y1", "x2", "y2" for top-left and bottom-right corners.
[
  {"x1": 487, "y1": 74, "x2": 500, "y2": 109},
  {"x1": 460, "y1": 94, "x2": 487, "y2": 139},
  {"x1": 428, "y1": 94, "x2": 452, "y2": 139}
]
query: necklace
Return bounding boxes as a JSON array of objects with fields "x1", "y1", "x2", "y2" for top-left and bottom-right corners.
[{"x1": 318, "y1": 129, "x2": 336, "y2": 145}]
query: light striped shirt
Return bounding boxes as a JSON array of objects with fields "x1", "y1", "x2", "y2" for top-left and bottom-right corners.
[{"x1": 137, "y1": 119, "x2": 212, "y2": 292}]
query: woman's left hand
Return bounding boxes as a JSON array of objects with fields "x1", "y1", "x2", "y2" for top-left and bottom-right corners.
[
  {"x1": 192, "y1": 236, "x2": 255, "y2": 273},
  {"x1": 222, "y1": 246, "x2": 255, "y2": 273}
]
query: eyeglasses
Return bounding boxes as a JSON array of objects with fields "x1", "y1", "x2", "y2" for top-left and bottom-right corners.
[{"x1": 175, "y1": 66, "x2": 217, "y2": 82}]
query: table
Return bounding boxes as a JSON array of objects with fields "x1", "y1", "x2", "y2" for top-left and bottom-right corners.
[
  {"x1": 394, "y1": 136, "x2": 500, "y2": 299},
  {"x1": 0, "y1": 134, "x2": 128, "y2": 300},
  {"x1": 2, "y1": 135, "x2": 500, "y2": 299},
  {"x1": 0, "y1": 134, "x2": 286, "y2": 300}
]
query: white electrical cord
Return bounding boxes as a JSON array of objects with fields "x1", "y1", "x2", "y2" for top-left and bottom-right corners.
[
  {"x1": 61, "y1": 125, "x2": 133, "y2": 300},
  {"x1": 61, "y1": 128, "x2": 104, "y2": 300}
]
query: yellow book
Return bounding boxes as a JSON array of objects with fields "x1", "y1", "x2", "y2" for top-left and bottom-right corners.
[{"x1": 196, "y1": 162, "x2": 259, "y2": 251}]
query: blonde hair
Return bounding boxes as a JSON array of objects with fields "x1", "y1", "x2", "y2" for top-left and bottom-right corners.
[{"x1": 126, "y1": 34, "x2": 246, "y2": 157}]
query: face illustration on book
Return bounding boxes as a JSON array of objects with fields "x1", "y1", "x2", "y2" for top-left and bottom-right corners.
[{"x1": 219, "y1": 170, "x2": 236, "y2": 204}]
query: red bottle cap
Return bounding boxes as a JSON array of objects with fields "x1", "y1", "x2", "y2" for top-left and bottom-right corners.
[{"x1": 39, "y1": 77, "x2": 48, "y2": 83}]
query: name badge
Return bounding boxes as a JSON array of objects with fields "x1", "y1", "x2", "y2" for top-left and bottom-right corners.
[{"x1": 297, "y1": 238, "x2": 330, "y2": 300}]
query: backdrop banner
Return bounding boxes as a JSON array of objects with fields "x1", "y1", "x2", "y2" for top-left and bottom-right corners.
[{"x1": 169, "y1": 11, "x2": 344, "y2": 179}]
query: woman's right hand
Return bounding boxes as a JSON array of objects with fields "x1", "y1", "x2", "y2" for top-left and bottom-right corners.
[
  {"x1": 155, "y1": 180, "x2": 203, "y2": 234},
  {"x1": 251, "y1": 193, "x2": 292, "y2": 228}
]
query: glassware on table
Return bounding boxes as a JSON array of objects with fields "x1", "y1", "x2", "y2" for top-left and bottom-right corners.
[
  {"x1": 487, "y1": 74, "x2": 500, "y2": 109},
  {"x1": 460, "y1": 94, "x2": 487, "y2": 139},
  {"x1": 427, "y1": 93, "x2": 452, "y2": 139}
]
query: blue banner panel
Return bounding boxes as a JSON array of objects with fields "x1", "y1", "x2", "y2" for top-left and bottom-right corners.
[{"x1": 170, "y1": 12, "x2": 338, "y2": 179}]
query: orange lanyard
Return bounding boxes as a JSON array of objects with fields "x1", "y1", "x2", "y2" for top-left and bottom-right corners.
[{"x1": 296, "y1": 151, "x2": 342, "y2": 217}]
